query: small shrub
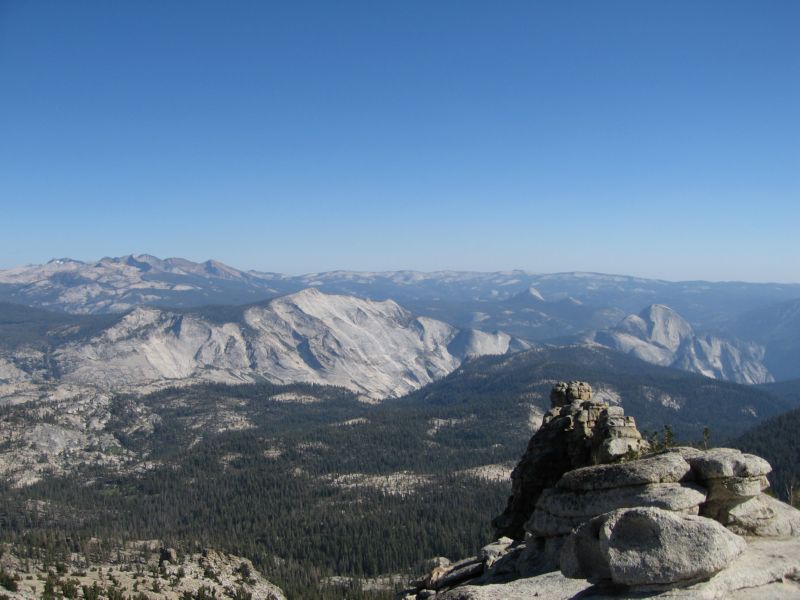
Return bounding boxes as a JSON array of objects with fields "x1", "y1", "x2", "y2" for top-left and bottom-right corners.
[
  {"x1": 106, "y1": 586, "x2": 126, "y2": 600},
  {"x1": 236, "y1": 562, "x2": 251, "y2": 579},
  {"x1": 61, "y1": 578, "x2": 80, "y2": 599},
  {"x1": 82, "y1": 582, "x2": 101, "y2": 600},
  {"x1": 231, "y1": 586, "x2": 253, "y2": 600},
  {"x1": 0, "y1": 570, "x2": 17, "y2": 592}
]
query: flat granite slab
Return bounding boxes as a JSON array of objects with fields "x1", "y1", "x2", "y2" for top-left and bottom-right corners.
[{"x1": 438, "y1": 537, "x2": 800, "y2": 600}]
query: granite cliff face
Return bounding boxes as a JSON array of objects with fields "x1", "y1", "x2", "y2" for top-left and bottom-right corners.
[
  {"x1": 403, "y1": 382, "x2": 800, "y2": 599},
  {"x1": 4, "y1": 289, "x2": 527, "y2": 400},
  {"x1": 588, "y1": 305, "x2": 773, "y2": 384}
]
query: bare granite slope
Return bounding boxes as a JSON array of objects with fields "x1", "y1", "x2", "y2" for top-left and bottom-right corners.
[
  {"x1": 0, "y1": 541, "x2": 285, "y2": 599},
  {"x1": 50, "y1": 289, "x2": 523, "y2": 399},
  {"x1": 588, "y1": 304, "x2": 772, "y2": 384}
]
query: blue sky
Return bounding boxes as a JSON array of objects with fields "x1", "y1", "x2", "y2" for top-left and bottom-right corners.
[{"x1": 1, "y1": 1, "x2": 798, "y2": 281}]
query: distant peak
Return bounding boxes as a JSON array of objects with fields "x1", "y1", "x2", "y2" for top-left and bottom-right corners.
[
  {"x1": 640, "y1": 304, "x2": 680, "y2": 319},
  {"x1": 524, "y1": 286, "x2": 545, "y2": 301},
  {"x1": 511, "y1": 286, "x2": 545, "y2": 303},
  {"x1": 47, "y1": 257, "x2": 82, "y2": 265},
  {"x1": 202, "y1": 259, "x2": 226, "y2": 271},
  {"x1": 277, "y1": 287, "x2": 401, "y2": 311},
  {"x1": 201, "y1": 259, "x2": 241, "y2": 274},
  {"x1": 282, "y1": 287, "x2": 326, "y2": 300}
]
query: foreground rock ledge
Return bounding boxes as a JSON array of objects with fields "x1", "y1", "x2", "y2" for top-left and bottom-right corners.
[
  {"x1": 433, "y1": 537, "x2": 800, "y2": 600},
  {"x1": 561, "y1": 507, "x2": 747, "y2": 588},
  {"x1": 401, "y1": 381, "x2": 800, "y2": 600}
]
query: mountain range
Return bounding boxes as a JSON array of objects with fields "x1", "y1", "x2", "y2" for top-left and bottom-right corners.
[
  {"x1": 3, "y1": 255, "x2": 800, "y2": 323},
  {"x1": 2, "y1": 255, "x2": 799, "y2": 599},
  {"x1": 1, "y1": 254, "x2": 799, "y2": 387},
  {"x1": 733, "y1": 298, "x2": 800, "y2": 381},
  {"x1": 1, "y1": 289, "x2": 527, "y2": 400}
]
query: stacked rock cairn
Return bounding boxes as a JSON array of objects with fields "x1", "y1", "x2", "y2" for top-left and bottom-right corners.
[{"x1": 402, "y1": 381, "x2": 800, "y2": 598}]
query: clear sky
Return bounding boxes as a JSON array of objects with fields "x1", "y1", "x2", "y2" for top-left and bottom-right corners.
[{"x1": 1, "y1": 1, "x2": 798, "y2": 281}]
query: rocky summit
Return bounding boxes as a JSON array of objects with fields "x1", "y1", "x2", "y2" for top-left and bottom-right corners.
[
  {"x1": 492, "y1": 381, "x2": 649, "y2": 540},
  {"x1": 402, "y1": 381, "x2": 800, "y2": 599}
]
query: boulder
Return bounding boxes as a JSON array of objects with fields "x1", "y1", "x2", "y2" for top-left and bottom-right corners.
[
  {"x1": 550, "y1": 380, "x2": 593, "y2": 404},
  {"x1": 535, "y1": 482, "x2": 706, "y2": 521},
  {"x1": 560, "y1": 513, "x2": 610, "y2": 581},
  {"x1": 726, "y1": 493, "x2": 800, "y2": 537},
  {"x1": 556, "y1": 452, "x2": 692, "y2": 491},
  {"x1": 426, "y1": 557, "x2": 451, "y2": 570},
  {"x1": 678, "y1": 447, "x2": 772, "y2": 480},
  {"x1": 479, "y1": 537, "x2": 514, "y2": 567},
  {"x1": 481, "y1": 542, "x2": 525, "y2": 580},
  {"x1": 422, "y1": 556, "x2": 484, "y2": 591},
  {"x1": 706, "y1": 475, "x2": 769, "y2": 500},
  {"x1": 590, "y1": 409, "x2": 646, "y2": 464},
  {"x1": 561, "y1": 507, "x2": 747, "y2": 588},
  {"x1": 665, "y1": 447, "x2": 772, "y2": 521},
  {"x1": 527, "y1": 455, "x2": 705, "y2": 538}
]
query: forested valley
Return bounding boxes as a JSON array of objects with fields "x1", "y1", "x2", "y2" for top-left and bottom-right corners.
[{"x1": 1, "y1": 350, "x2": 798, "y2": 598}]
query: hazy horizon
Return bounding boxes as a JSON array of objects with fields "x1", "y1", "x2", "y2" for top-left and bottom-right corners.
[
  {"x1": 1, "y1": 1, "x2": 798, "y2": 282},
  {"x1": 3, "y1": 252, "x2": 800, "y2": 285}
]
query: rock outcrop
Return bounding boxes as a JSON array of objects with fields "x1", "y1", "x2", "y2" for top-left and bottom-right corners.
[
  {"x1": 402, "y1": 381, "x2": 800, "y2": 600},
  {"x1": 727, "y1": 493, "x2": 800, "y2": 537},
  {"x1": 561, "y1": 507, "x2": 747, "y2": 588},
  {"x1": 428, "y1": 537, "x2": 800, "y2": 600},
  {"x1": 492, "y1": 381, "x2": 648, "y2": 540},
  {"x1": 666, "y1": 446, "x2": 772, "y2": 523},
  {"x1": 0, "y1": 541, "x2": 286, "y2": 600}
]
